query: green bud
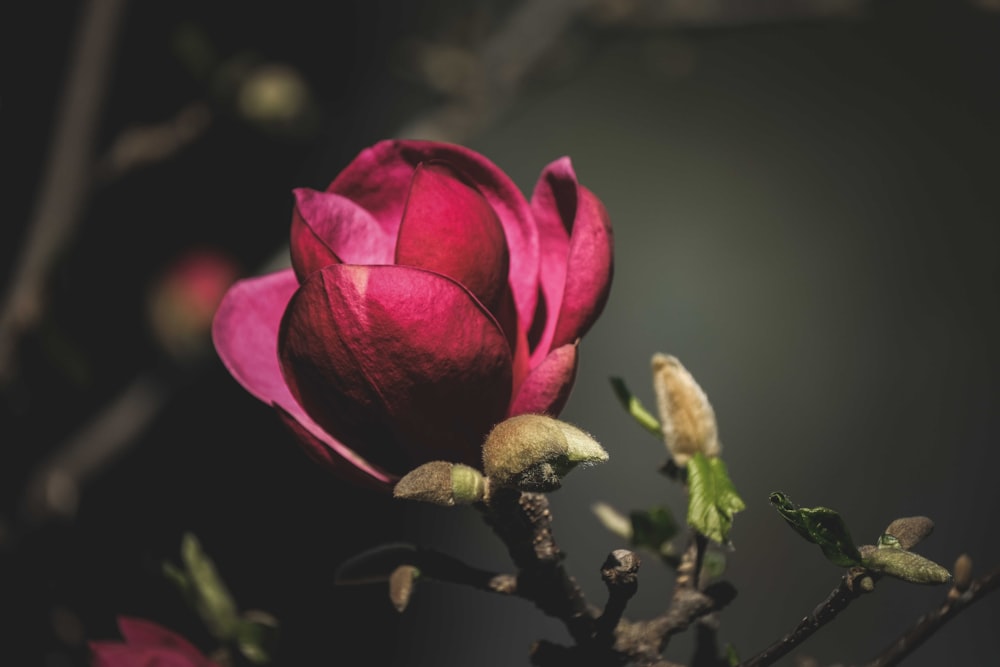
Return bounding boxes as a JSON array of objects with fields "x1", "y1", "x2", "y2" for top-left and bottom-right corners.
[
  {"x1": 482, "y1": 414, "x2": 608, "y2": 492},
  {"x1": 393, "y1": 462, "x2": 487, "y2": 506},
  {"x1": 234, "y1": 611, "x2": 280, "y2": 665},
  {"x1": 651, "y1": 354, "x2": 721, "y2": 466},
  {"x1": 862, "y1": 545, "x2": 951, "y2": 585}
]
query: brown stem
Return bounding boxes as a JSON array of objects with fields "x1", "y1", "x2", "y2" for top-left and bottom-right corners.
[
  {"x1": 479, "y1": 487, "x2": 598, "y2": 645},
  {"x1": 595, "y1": 549, "x2": 641, "y2": 646},
  {"x1": 0, "y1": 0, "x2": 127, "y2": 382},
  {"x1": 737, "y1": 568, "x2": 875, "y2": 667},
  {"x1": 864, "y1": 563, "x2": 1000, "y2": 667}
]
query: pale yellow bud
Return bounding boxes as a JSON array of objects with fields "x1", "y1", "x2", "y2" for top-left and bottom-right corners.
[
  {"x1": 591, "y1": 501, "x2": 634, "y2": 541},
  {"x1": 952, "y1": 553, "x2": 973, "y2": 592},
  {"x1": 482, "y1": 414, "x2": 608, "y2": 492},
  {"x1": 389, "y1": 565, "x2": 420, "y2": 612},
  {"x1": 651, "y1": 354, "x2": 721, "y2": 466}
]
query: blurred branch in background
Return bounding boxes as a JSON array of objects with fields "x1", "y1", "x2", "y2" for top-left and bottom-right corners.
[{"x1": 0, "y1": 0, "x2": 127, "y2": 385}]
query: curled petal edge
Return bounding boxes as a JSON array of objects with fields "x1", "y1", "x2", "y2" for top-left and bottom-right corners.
[
  {"x1": 508, "y1": 341, "x2": 579, "y2": 417},
  {"x1": 274, "y1": 403, "x2": 397, "y2": 494}
]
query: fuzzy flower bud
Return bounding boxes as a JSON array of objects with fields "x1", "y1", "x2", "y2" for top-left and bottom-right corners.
[
  {"x1": 393, "y1": 461, "x2": 487, "y2": 506},
  {"x1": 651, "y1": 354, "x2": 721, "y2": 466},
  {"x1": 881, "y1": 516, "x2": 935, "y2": 550},
  {"x1": 389, "y1": 565, "x2": 420, "y2": 612},
  {"x1": 862, "y1": 546, "x2": 951, "y2": 585},
  {"x1": 482, "y1": 414, "x2": 608, "y2": 492},
  {"x1": 952, "y1": 553, "x2": 973, "y2": 593}
]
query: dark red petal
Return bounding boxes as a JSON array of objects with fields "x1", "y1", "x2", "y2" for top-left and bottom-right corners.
[
  {"x1": 212, "y1": 269, "x2": 397, "y2": 486},
  {"x1": 508, "y1": 342, "x2": 578, "y2": 417},
  {"x1": 529, "y1": 158, "x2": 614, "y2": 358},
  {"x1": 395, "y1": 162, "x2": 509, "y2": 314},
  {"x1": 278, "y1": 264, "x2": 513, "y2": 472},
  {"x1": 290, "y1": 188, "x2": 394, "y2": 282},
  {"x1": 274, "y1": 404, "x2": 397, "y2": 493},
  {"x1": 328, "y1": 139, "x2": 540, "y2": 330}
]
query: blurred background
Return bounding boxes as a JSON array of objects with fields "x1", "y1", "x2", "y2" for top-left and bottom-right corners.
[{"x1": 4, "y1": 0, "x2": 1000, "y2": 665}]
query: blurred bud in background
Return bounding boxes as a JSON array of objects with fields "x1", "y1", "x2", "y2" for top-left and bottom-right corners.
[
  {"x1": 235, "y1": 63, "x2": 318, "y2": 136},
  {"x1": 147, "y1": 248, "x2": 241, "y2": 362}
]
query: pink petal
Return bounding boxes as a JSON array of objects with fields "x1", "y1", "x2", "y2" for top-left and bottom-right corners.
[
  {"x1": 274, "y1": 404, "x2": 397, "y2": 492},
  {"x1": 278, "y1": 265, "x2": 513, "y2": 472},
  {"x1": 93, "y1": 618, "x2": 216, "y2": 666},
  {"x1": 289, "y1": 188, "x2": 394, "y2": 282},
  {"x1": 328, "y1": 139, "x2": 540, "y2": 331},
  {"x1": 529, "y1": 158, "x2": 614, "y2": 359},
  {"x1": 212, "y1": 270, "x2": 299, "y2": 407},
  {"x1": 116, "y1": 618, "x2": 204, "y2": 657},
  {"x1": 395, "y1": 162, "x2": 509, "y2": 314},
  {"x1": 90, "y1": 644, "x2": 210, "y2": 667},
  {"x1": 508, "y1": 342, "x2": 579, "y2": 417}
]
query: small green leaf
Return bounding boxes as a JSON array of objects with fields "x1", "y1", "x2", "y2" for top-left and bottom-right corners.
[
  {"x1": 180, "y1": 532, "x2": 240, "y2": 640},
  {"x1": 629, "y1": 506, "x2": 679, "y2": 553},
  {"x1": 609, "y1": 376, "x2": 662, "y2": 436},
  {"x1": 162, "y1": 561, "x2": 194, "y2": 605},
  {"x1": 234, "y1": 612, "x2": 280, "y2": 664},
  {"x1": 687, "y1": 452, "x2": 745, "y2": 544},
  {"x1": 725, "y1": 643, "x2": 740, "y2": 666},
  {"x1": 768, "y1": 492, "x2": 862, "y2": 567}
]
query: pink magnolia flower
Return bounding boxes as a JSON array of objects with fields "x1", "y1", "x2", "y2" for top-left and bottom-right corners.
[
  {"x1": 89, "y1": 617, "x2": 219, "y2": 667},
  {"x1": 212, "y1": 140, "x2": 613, "y2": 492}
]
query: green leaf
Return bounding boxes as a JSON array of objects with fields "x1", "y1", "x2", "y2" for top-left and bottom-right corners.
[
  {"x1": 629, "y1": 506, "x2": 679, "y2": 554},
  {"x1": 162, "y1": 560, "x2": 194, "y2": 605},
  {"x1": 234, "y1": 612, "x2": 280, "y2": 665},
  {"x1": 180, "y1": 532, "x2": 240, "y2": 640},
  {"x1": 725, "y1": 643, "x2": 741, "y2": 667},
  {"x1": 609, "y1": 376, "x2": 662, "y2": 436},
  {"x1": 686, "y1": 452, "x2": 745, "y2": 544},
  {"x1": 768, "y1": 492, "x2": 862, "y2": 567}
]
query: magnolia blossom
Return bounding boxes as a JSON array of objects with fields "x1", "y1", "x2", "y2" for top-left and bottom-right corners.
[
  {"x1": 89, "y1": 617, "x2": 218, "y2": 667},
  {"x1": 213, "y1": 140, "x2": 613, "y2": 491}
]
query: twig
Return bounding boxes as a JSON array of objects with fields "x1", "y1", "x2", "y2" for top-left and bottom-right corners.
[
  {"x1": 479, "y1": 488, "x2": 599, "y2": 645},
  {"x1": 396, "y1": 0, "x2": 596, "y2": 143},
  {"x1": 93, "y1": 102, "x2": 214, "y2": 185},
  {"x1": 737, "y1": 569, "x2": 876, "y2": 667},
  {"x1": 585, "y1": 0, "x2": 866, "y2": 28},
  {"x1": 18, "y1": 371, "x2": 173, "y2": 525},
  {"x1": 384, "y1": 546, "x2": 520, "y2": 597},
  {"x1": 0, "y1": 0, "x2": 127, "y2": 382},
  {"x1": 595, "y1": 549, "x2": 641, "y2": 645},
  {"x1": 614, "y1": 580, "x2": 737, "y2": 663},
  {"x1": 864, "y1": 563, "x2": 1000, "y2": 667}
]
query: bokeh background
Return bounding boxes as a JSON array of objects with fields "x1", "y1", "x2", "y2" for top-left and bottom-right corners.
[{"x1": 4, "y1": 1, "x2": 1000, "y2": 665}]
